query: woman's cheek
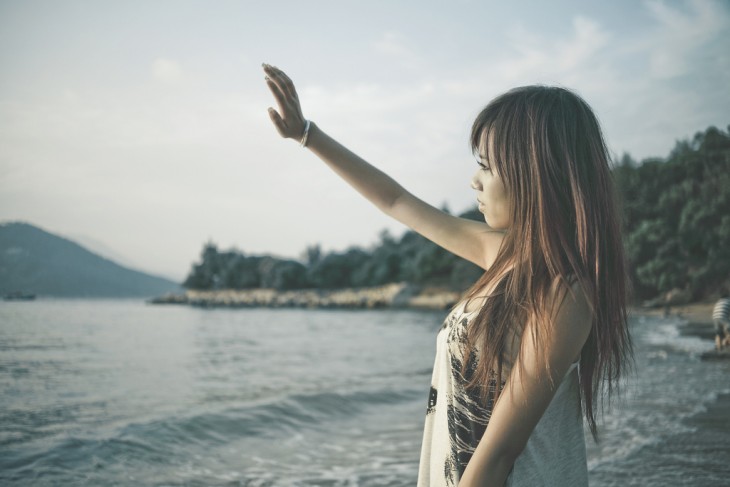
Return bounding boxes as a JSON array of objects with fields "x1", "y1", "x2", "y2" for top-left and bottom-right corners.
[{"x1": 489, "y1": 182, "x2": 512, "y2": 229}]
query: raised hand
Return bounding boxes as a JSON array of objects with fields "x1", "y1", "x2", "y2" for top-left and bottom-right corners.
[
  {"x1": 259, "y1": 63, "x2": 497, "y2": 276},
  {"x1": 263, "y1": 64, "x2": 307, "y2": 142}
]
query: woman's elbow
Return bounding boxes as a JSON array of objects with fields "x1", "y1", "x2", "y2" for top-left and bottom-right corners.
[
  {"x1": 461, "y1": 442, "x2": 525, "y2": 486},
  {"x1": 494, "y1": 440, "x2": 525, "y2": 470}
]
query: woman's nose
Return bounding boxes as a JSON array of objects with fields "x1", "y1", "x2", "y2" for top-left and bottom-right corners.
[{"x1": 470, "y1": 173, "x2": 481, "y2": 191}]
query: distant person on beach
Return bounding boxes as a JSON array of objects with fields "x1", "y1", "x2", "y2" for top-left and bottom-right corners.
[
  {"x1": 712, "y1": 297, "x2": 730, "y2": 351},
  {"x1": 263, "y1": 64, "x2": 632, "y2": 487}
]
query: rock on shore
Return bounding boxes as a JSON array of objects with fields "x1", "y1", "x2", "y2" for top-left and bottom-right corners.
[{"x1": 149, "y1": 283, "x2": 462, "y2": 310}]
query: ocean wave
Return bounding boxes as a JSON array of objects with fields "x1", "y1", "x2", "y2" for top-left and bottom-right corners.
[
  {"x1": 588, "y1": 315, "x2": 728, "y2": 471},
  {"x1": 120, "y1": 387, "x2": 421, "y2": 442},
  {"x1": 1, "y1": 387, "x2": 423, "y2": 479},
  {"x1": 0, "y1": 399, "x2": 110, "y2": 448}
]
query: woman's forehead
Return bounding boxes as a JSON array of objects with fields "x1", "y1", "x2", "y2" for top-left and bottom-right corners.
[{"x1": 476, "y1": 130, "x2": 494, "y2": 158}]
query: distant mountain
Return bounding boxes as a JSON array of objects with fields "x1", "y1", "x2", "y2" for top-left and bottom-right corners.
[{"x1": 0, "y1": 222, "x2": 181, "y2": 297}]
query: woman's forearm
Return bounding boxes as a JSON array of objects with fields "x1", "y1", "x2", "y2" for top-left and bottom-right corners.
[{"x1": 305, "y1": 122, "x2": 408, "y2": 214}]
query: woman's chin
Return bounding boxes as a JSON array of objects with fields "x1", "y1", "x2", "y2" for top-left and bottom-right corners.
[{"x1": 484, "y1": 218, "x2": 509, "y2": 231}]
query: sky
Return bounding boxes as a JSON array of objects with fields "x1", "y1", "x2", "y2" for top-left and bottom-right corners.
[{"x1": 1, "y1": 0, "x2": 729, "y2": 281}]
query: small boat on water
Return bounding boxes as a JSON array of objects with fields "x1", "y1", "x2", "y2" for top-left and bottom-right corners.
[{"x1": 3, "y1": 292, "x2": 36, "y2": 301}]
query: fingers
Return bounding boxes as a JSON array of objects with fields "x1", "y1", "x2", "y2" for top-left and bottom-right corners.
[
  {"x1": 263, "y1": 64, "x2": 292, "y2": 103},
  {"x1": 277, "y1": 70, "x2": 299, "y2": 100},
  {"x1": 265, "y1": 76, "x2": 289, "y2": 118},
  {"x1": 263, "y1": 63, "x2": 305, "y2": 139},
  {"x1": 265, "y1": 75, "x2": 297, "y2": 135},
  {"x1": 264, "y1": 64, "x2": 297, "y2": 100}
]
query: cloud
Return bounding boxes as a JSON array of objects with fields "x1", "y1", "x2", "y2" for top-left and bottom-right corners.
[
  {"x1": 439, "y1": 2, "x2": 729, "y2": 160},
  {"x1": 152, "y1": 58, "x2": 183, "y2": 83},
  {"x1": 644, "y1": 0, "x2": 729, "y2": 79},
  {"x1": 2, "y1": 1, "x2": 728, "y2": 278},
  {"x1": 556, "y1": 16, "x2": 612, "y2": 70},
  {"x1": 371, "y1": 30, "x2": 423, "y2": 71},
  {"x1": 373, "y1": 31, "x2": 413, "y2": 58},
  {"x1": 492, "y1": 15, "x2": 612, "y2": 85}
]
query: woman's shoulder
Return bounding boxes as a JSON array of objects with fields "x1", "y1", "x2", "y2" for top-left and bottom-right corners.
[
  {"x1": 550, "y1": 275, "x2": 590, "y2": 307},
  {"x1": 544, "y1": 276, "x2": 593, "y2": 339}
]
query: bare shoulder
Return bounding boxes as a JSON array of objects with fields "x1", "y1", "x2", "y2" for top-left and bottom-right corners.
[
  {"x1": 535, "y1": 277, "x2": 593, "y2": 365},
  {"x1": 553, "y1": 276, "x2": 590, "y2": 306}
]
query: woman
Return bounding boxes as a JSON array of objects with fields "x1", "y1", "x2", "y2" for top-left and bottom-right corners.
[{"x1": 263, "y1": 64, "x2": 632, "y2": 487}]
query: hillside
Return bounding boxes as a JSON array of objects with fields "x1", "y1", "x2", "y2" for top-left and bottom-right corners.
[{"x1": 0, "y1": 222, "x2": 181, "y2": 297}]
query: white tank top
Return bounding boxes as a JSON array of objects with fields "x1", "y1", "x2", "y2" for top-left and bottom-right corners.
[{"x1": 417, "y1": 302, "x2": 588, "y2": 486}]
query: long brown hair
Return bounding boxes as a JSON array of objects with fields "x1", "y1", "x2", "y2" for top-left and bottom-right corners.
[{"x1": 462, "y1": 85, "x2": 632, "y2": 439}]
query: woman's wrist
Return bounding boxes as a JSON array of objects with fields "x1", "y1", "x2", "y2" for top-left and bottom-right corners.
[
  {"x1": 300, "y1": 121, "x2": 319, "y2": 150},
  {"x1": 299, "y1": 119, "x2": 311, "y2": 147}
]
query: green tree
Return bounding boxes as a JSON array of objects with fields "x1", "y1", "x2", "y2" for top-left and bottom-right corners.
[{"x1": 615, "y1": 124, "x2": 730, "y2": 301}]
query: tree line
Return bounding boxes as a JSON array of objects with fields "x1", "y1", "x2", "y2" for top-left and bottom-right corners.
[
  {"x1": 183, "y1": 209, "x2": 484, "y2": 292},
  {"x1": 184, "y1": 124, "x2": 730, "y2": 302}
]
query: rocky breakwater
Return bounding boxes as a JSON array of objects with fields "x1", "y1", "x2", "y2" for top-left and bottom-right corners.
[{"x1": 149, "y1": 283, "x2": 461, "y2": 310}]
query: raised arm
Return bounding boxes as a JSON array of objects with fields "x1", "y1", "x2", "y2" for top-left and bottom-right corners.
[{"x1": 263, "y1": 64, "x2": 502, "y2": 270}]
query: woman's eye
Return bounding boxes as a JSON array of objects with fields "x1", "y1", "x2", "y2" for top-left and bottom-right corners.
[{"x1": 476, "y1": 160, "x2": 491, "y2": 172}]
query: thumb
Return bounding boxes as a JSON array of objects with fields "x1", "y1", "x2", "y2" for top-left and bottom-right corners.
[{"x1": 267, "y1": 107, "x2": 288, "y2": 137}]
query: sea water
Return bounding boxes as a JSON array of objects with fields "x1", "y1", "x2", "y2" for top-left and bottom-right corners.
[{"x1": 1, "y1": 300, "x2": 728, "y2": 486}]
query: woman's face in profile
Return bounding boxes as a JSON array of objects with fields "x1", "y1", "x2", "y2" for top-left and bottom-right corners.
[{"x1": 471, "y1": 134, "x2": 511, "y2": 230}]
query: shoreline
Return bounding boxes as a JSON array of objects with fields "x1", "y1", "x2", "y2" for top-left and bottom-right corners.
[
  {"x1": 632, "y1": 301, "x2": 730, "y2": 359},
  {"x1": 150, "y1": 285, "x2": 722, "y2": 333},
  {"x1": 149, "y1": 287, "x2": 719, "y2": 318},
  {"x1": 632, "y1": 301, "x2": 716, "y2": 340},
  {"x1": 148, "y1": 283, "x2": 462, "y2": 311}
]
